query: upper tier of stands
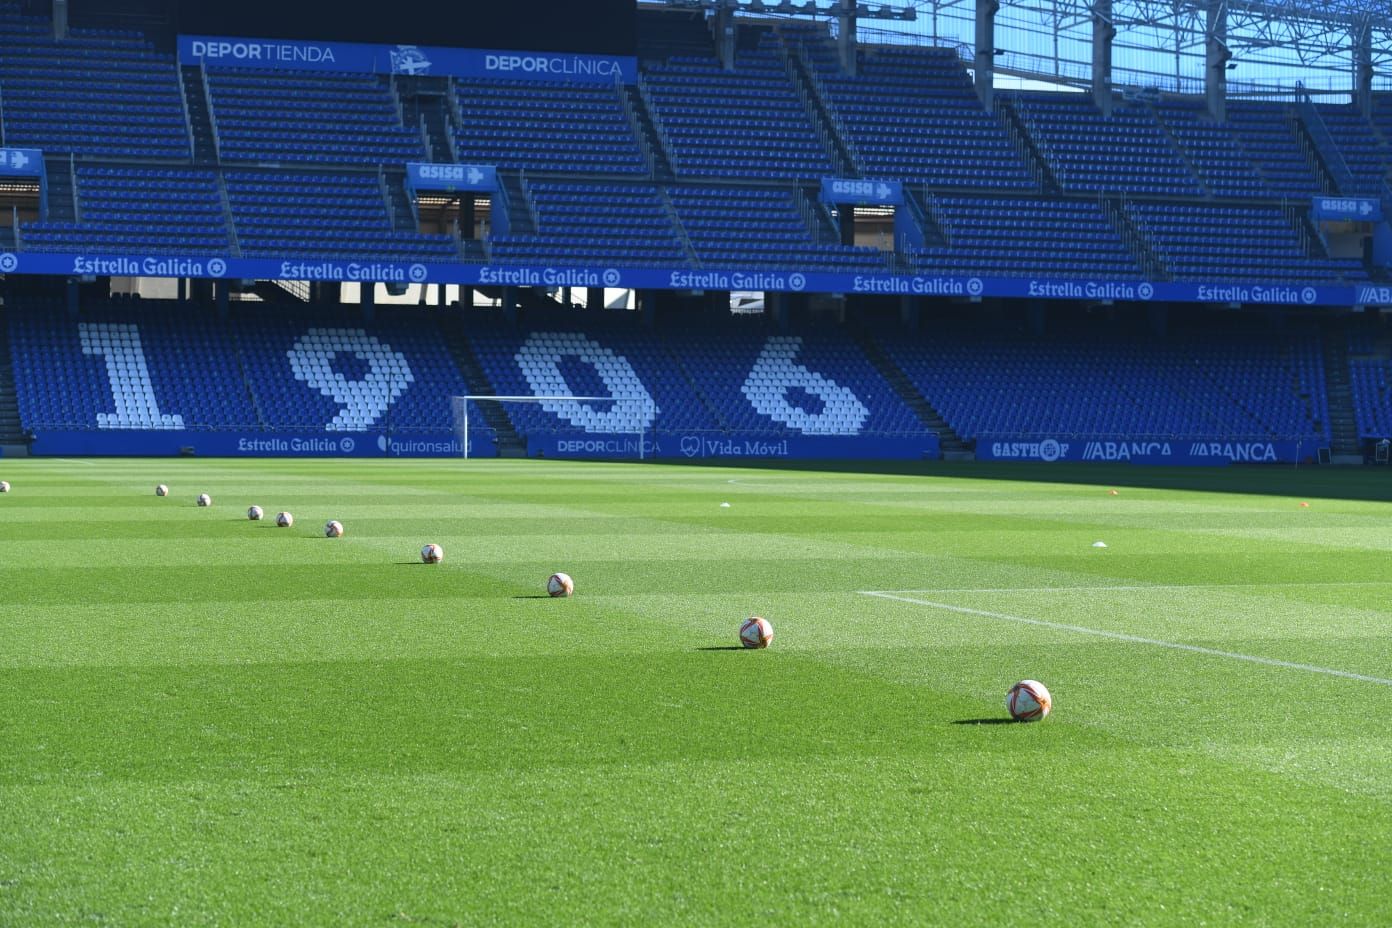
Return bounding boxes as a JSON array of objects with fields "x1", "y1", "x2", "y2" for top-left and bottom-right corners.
[
  {"x1": 912, "y1": 196, "x2": 1142, "y2": 280},
  {"x1": 1316, "y1": 103, "x2": 1387, "y2": 197},
  {"x1": 0, "y1": 3, "x2": 188, "y2": 159},
  {"x1": 791, "y1": 34, "x2": 1034, "y2": 190},
  {"x1": 20, "y1": 166, "x2": 230, "y2": 255},
  {"x1": 641, "y1": 31, "x2": 837, "y2": 181},
  {"x1": 489, "y1": 182, "x2": 687, "y2": 268},
  {"x1": 453, "y1": 79, "x2": 647, "y2": 176},
  {"x1": 224, "y1": 171, "x2": 457, "y2": 262},
  {"x1": 1126, "y1": 203, "x2": 1366, "y2": 284},
  {"x1": 1153, "y1": 100, "x2": 1270, "y2": 198},
  {"x1": 666, "y1": 186, "x2": 885, "y2": 272},
  {"x1": 1225, "y1": 101, "x2": 1324, "y2": 198},
  {"x1": 206, "y1": 70, "x2": 427, "y2": 165},
  {"x1": 0, "y1": 7, "x2": 1389, "y2": 285},
  {"x1": 1011, "y1": 94, "x2": 1204, "y2": 197}
]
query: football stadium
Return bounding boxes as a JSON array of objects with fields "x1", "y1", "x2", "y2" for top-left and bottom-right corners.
[{"x1": 3, "y1": 0, "x2": 1392, "y2": 924}]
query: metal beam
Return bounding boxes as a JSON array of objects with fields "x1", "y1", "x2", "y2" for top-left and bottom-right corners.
[
  {"x1": 1093, "y1": 0, "x2": 1115, "y2": 114},
  {"x1": 838, "y1": 0, "x2": 857, "y2": 76},
  {"x1": 1355, "y1": 15, "x2": 1374, "y2": 118},
  {"x1": 977, "y1": 0, "x2": 1002, "y2": 109},
  {"x1": 715, "y1": 0, "x2": 736, "y2": 70},
  {"x1": 1206, "y1": 1, "x2": 1230, "y2": 120}
]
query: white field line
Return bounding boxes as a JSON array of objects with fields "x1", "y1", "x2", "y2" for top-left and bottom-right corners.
[
  {"x1": 871, "y1": 581, "x2": 1392, "y2": 594},
  {"x1": 859, "y1": 590, "x2": 1392, "y2": 688}
]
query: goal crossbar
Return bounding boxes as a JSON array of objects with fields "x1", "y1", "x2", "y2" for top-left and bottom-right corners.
[{"x1": 454, "y1": 395, "x2": 655, "y2": 460}]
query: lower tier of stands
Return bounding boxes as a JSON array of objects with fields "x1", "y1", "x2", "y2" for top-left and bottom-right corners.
[{"x1": 4, "y1": 301, "x2": 1356, "y2": 451}]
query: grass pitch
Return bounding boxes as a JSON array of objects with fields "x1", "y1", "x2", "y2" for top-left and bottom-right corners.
[{"x1": 2, "y1": 458, "x2": 1391, "y2": 926}]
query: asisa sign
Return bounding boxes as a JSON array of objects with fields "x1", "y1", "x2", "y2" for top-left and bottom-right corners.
[{"x1": 177, "y1": 36, "x2": 639, "y2": 84}]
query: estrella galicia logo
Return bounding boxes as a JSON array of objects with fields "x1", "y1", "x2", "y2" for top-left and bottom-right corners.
[
  {"x1": 788, "y1": 273, "x2": 807, "y2": 292},
  {"x1": 1138, "y1": 282, "x2": 1154, "y2": 301},
  {"x1": 966, "y1": 277, "x2": 985, "y2": 297},
  {"x1": 340, "y1": 437, "x2": 356, "y2": 454},
  {"x1": 680, "y1": 435, "x2": 702, "y2": 458},
  {"x1": 0, "y1": 252, "x2": 18, "y2": 273},
  {"x1": 389, "y1": 45, "x2": 432, "y2": 75},
  {"x1": 1039, "y1": 438, "x2": 1062, "y2": 462},
  {"x1": 408, "y1": 263, "x2": 428, "y2": 283},
  {"x1": 206, "y1": 258, "x2": 227, "y2": 277},
  {"x1": 1301, "y1": 287, "x2": 1318, "y2": 305},
  {"x1": 603, "y1": 269, "x2": 622, "y2": 287}
]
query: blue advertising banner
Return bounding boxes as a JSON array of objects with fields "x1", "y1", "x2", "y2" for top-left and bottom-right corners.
[
  {"x1": 0, "y1": 148, "x2": 43, "y2": 177},
  {"x1": 974, "y1": 436, "x2": 1313, "y2": 466},
  {"x1": 0, "y1": 248, "x2": 1374, "y2": 309},
  {"x1": 30, "y1": 429, "x2": 493, "y2": 458},
  {"x1": 178, "y1": 35, "x2": 639, "y2": 83},
  {"x1": 527, "y1": 431, "x2": 940, "y2": 461},
  {"x1": 406, "y1": 163, "x2": 498, "y2": 194},
  {"x1": 1312, "y1": 197, "x2": 1382, "y2": 222},
  {"x1": 820, "y1": 178, "x2": 904, "y2": 207}
]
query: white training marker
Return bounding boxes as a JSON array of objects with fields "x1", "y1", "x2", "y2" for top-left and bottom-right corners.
[
  {"x1": 1092, "y1": 541, "x2": 1108, "y2": 548},
  {"x1": 720, "y1": 502, "x2": 731, "y2": 508}
]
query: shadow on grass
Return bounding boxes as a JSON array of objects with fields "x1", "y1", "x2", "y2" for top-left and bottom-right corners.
[
  {"x1": 512, "y1": 595, "x2": 555, "y2": 600},
  {"x1": 952, "y1": 718, "x2": 1022, "y2": 726},
  {"x1": 613, "y1": 458, "x2": 1392, "y2": 504},
  {"x1": 696, "y1": 646, "x2": 747, "y2": 652}
]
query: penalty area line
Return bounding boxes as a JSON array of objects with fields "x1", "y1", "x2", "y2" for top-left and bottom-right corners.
[{"x1": 858, "y1": 590, "x2": 1392, "y2": 688}]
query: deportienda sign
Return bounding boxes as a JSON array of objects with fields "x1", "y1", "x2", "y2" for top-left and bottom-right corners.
[{"x1": 178, "y1": 35, "x2": 638, "y2": 83}]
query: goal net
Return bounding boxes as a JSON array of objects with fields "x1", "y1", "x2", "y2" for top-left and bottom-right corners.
[{"x1": 451, "y1": 395, "x2": 657, "y2": 460}]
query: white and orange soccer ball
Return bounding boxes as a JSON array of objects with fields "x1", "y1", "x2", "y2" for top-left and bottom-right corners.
[
  {"x1": 421, "y1": 543, "x2": 444, "y2": 564},
  {"x1": 275, "y1": 511, "x2": 293, "y2": 528},
  {"x1": 739, "y1": 616, "x2": 774, "y2": 649},
  {"x1": 1006, "y1": 680, "x2": 1052, "y2": 722},
  {"x1": 247, "y1": 505, "x2": 264, "y2": 521},
  {"x1": 155, "y1": 484, "x2": 169, "y2": 497},
  {"x1": 196, "y1": 493, "x2": 212, "y2": 507},
  {"x1": 324, "y1": 520, "x2": 344, "y2": 538},
  {"x1": 547, "y1": 572, "x2": 574, "y2": 597}
]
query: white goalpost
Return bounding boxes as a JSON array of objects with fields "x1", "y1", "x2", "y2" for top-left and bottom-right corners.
[{"x1": 452, "y1": 395, "x2": 656, "y2": 460}]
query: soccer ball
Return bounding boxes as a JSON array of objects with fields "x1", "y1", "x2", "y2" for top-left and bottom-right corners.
[
  {"x1": 197, "y1": 493, "x2": 212, "y2": 507},
  {"x1": 0, "y1": 481, "x2": 9, "y2": 493},
  {"x1": 1006, "y1": 680, "x2": 1052, "y2": 722},
  {"x1": 276, "y1": 512, "x2": 293, "y2": 528},
  {"x1": 547, "y1": 572, "x2": 574, "y2": 597},
  {"x1": 155, "y1": 484, "x2": 168, "y2": 497},
  {"x1": 739, "y1": 616, "x2": 774, "y2": 649},
  {"x1": 421, "y1": 543, "x2": 444, "y2": 564},
  {"x1": 324, "y1": 520, "x2": 344, "y2": 538},
  {"x1": 247, "y1": 506, "x2": 263, "y2": 521}
]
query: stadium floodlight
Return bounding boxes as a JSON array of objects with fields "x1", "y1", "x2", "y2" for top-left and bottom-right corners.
[{"x1": 453, "y1": 395, "x2": 657, "y2": 461}]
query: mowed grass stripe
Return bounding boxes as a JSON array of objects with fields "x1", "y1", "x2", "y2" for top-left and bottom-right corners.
[{"x1": 4, "y1": 458, "x2": 1392, "y2": 926}]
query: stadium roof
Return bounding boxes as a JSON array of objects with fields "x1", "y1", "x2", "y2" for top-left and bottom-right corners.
[{"x1": 679, "y1": 0, "x2": 1392, "y2": 95}]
